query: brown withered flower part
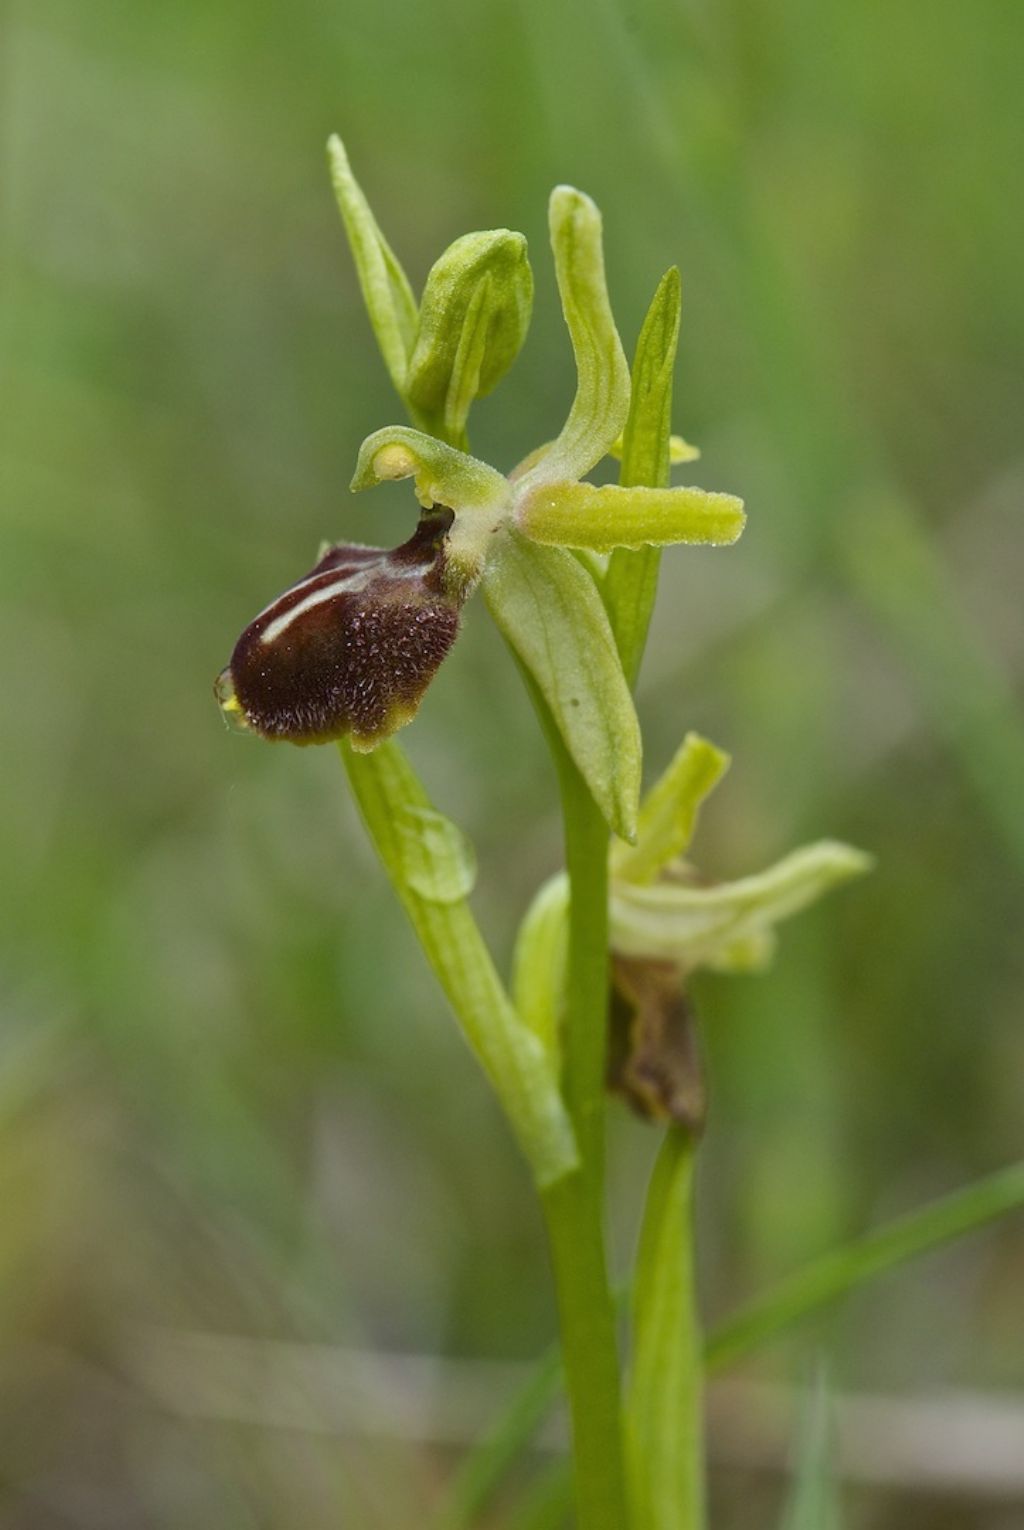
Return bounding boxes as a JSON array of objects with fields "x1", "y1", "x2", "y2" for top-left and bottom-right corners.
[
  {"x1": 215, "y1": 506, "x2": 463, "y2": 750},
  {"x1": 607, "y1": 955, "x2": 706, "y2": 1136}
]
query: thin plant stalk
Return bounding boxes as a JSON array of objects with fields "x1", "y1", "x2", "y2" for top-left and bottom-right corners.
[
  {"x1": 434, "y1": 1156, "x2": 1024, "y2": 1528},
  {"x1": 539, "y1": 732, "x2": 629, "y2": 1530}
]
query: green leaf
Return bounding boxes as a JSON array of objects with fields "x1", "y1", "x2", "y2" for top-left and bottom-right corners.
[
  {"x1": 515, "y1": 186, "x2": 630, "y2": 491},
  {"x1": 406, "y1": 230, "x2": 533, "y2": 449},
  {"x1": 511, "y1": 873, "x2": 570, "y2": 1069},
  {"x1": 340, "y1": 740, "x2": 577, "y2": 1188},
  {"x1": 483, "y1": 530, "x2": 642, "y2": 842},
  {"x1": 516, "y1": 480, "x2": 745, "y2": 553},
  {"x1": 604, "y1": 268, "x2": 680, "y2": 686},
  {"x1": 613, "y1": 733, "x2": 730, "y2": 885},
  {"x1": 609, "y1": 840, "x2": 873, "y2": 970},
  {"x1": 626, "y1": 1129, "x2": 705, "y2": 1530},
  {"x1": 780, "y1": 1374, "x2": 841, "y2": 1530},
  {"x1": 327, "y1": 135, "x2": 418, "y2": 396}
]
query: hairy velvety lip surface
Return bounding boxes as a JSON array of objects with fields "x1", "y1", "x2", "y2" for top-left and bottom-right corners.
[{"x1": 216, "y1": 506, "x2": 462, "y2": 748}]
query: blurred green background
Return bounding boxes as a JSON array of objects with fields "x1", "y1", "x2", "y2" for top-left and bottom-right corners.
[{"x1": 2, "y1": 0, "x2": 1023, "y2": 1523}]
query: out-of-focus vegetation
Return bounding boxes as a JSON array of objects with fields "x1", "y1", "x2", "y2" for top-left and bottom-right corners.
[{"x1": 2, "y1": 0, "x2": 1022, "y2": 1524}]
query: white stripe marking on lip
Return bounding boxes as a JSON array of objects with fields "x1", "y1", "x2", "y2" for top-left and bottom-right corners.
[{"x1": 258, "y1": 560, "x2": 429, "y2": 646}]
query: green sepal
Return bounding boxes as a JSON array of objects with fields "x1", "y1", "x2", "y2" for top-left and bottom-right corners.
[
  {"x1": 613, "y1": 733, "x2": 730, "y2": 885},
  {"x1": 406, "y1": 230, "x2": 533, "y2": 449},
  {"x1": 515, "y1": 186, "x2": 630, "y2": 492},
  {"x1": 511, "y1": 873, "x2": 570, "y2": 1071},
  {"x1": 604, "y1": 269, "x2": 680, "y2": 685},
  {"x1": 327, "y1": 136, "x2": 418, "y2": 397},
  {"x1": 516, "y1": 480, "x2": 745, "y2": 553},
  {"x1": 483, "y1": 530, "x2": 642, "y2": 842},
  {"x1": 340, "y1": 739, "x2": 578, "y2": 1188},
  {"x1": 609, "y1": 840, "x2": 874, "y2": 970}
]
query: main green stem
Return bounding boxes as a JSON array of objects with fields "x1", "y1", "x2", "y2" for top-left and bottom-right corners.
[{"x1": 540, "y1": 747, "x2": 629, "y2": 1530}]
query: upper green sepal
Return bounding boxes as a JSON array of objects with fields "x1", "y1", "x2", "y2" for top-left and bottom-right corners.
[
  {"x1": 327, "y1": 135, "x2": 418, "y2": 396},
  {"x1": 515, "y1": 186, "x2": 630, "y2": 492},
  {"x1": 613, "y1": 732, "x2": 730, "y2": 885},
  {"x1": 406, "y1": 230, "x2": 533, "y2": 449}
]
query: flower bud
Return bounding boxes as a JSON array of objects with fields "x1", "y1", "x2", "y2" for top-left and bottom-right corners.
[
  {"x1": 215, "y1": 507, "x2": 462, "y2": 750},
  {"x1": 405, "y1": 230, "x2": 533, "y2": 444}
]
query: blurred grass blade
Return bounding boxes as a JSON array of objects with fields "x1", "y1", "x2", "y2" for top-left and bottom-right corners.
[
  {"x1": 780, "y1": 1371, "x2": 841, "y2": 1530},
  {"x1": 515, "y1": 186, "x2": 630, "y2": 490},
  {"x1": 625, "y1": 1129, "x2": 705, "y2": 1530},
  {"x1": 340, "y1": 740, "x2": 577, "y2": 1188},
  {"x1": 435, "y1": 1159, "x2": 1024, "y2": 1527},
  {"x1": 504, "y1": 1464, "x2": 574, "y2": 1530},
  {"x1": 434, "y1": 1345, "x2": 564, "y2": 1530},
  {"x1": 327, "y1": 134, "x2": 419, "y2": 396},
  {"x1": 841, "y1": 485, "x2": 1024, "y2": 876},
  {"x1": 484, "y1": 531, "x2": 642, "y2": 842},
  {"x1": 604, "y1": 268, "x2": 681, "y2": 686},
  {"x1": 613, "y1": 732, "x2": 730, "y2": 885},
  {"x1": 707, "y1": 1158, "x2": 1024, "y2": 1371}
]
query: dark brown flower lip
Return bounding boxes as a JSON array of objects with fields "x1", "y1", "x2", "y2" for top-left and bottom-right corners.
[{"x1": 216, "y1": 505, "x2": 463, "y2": 749}]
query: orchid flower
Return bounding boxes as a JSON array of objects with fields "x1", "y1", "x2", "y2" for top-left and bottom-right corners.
[
  {"x1": 514, "y1": 733, "x2": 872, "y2": 1124},
  {"x1": 216, "y1": 148, "x2": 744, "y2": 843}
]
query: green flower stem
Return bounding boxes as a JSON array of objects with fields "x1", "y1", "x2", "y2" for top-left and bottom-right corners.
[
  {"x1": 539, "y1": 739, "x2": 630, "y2": 1530},
  {"x1": 625, "y1": 1129, "x2": 704, "y2": 1530},
  {"x1": 435, "y1": 1157, "x2": 1024, "y2": 1529},
  {"x1": 339, "y1": 740, "x2": 577, "y2": 1188}
]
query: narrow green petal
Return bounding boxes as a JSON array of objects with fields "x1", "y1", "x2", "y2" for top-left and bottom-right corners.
[
  {"x1": 514, "y1": 186, "x2": 630, "y2": 491},
  {"x1": 406, "y1": 229, "x2": 533, "y2": 448},
  {"x1": 327, "y1": 136, "x2": 418, "y2": 395},
  {"x1": 610, "y1": 841, "x2": 874, "y2": 968},
  {"x1": 511, "y1": 873, "x2": 570, "y2": 1070},
  {"x1": 517, "y1": 480, "x2": 745, "y2": 553},
  {"x1": 613, "y1": 732, "x2": 731, "y2": 885},
  {"x1": 340, "y1": 740, "x2": 578, "y2": 1187},
  {"x1": 483, "y1": 529, "x2": 642, "y2": 842}
]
